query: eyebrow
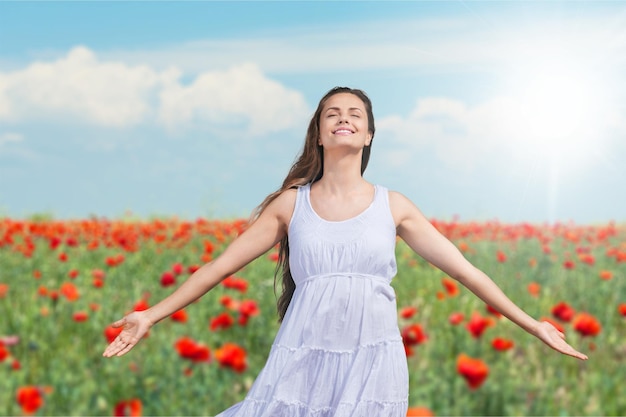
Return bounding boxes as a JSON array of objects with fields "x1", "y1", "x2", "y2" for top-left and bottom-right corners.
[{"x1": 324, "y1": 107, "x2": 364, "y2": 113}]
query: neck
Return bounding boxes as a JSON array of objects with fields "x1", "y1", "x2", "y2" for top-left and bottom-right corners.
[{"x1": 317, "y1": 151, "x2": 366, "y2": 192}]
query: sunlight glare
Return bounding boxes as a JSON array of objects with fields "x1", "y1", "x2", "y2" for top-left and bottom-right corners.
[{"x1": 502, "y1": 49, "x2": 614, "y2": 168}]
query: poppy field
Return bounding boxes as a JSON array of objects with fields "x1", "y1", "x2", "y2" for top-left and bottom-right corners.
[{"x1": 1, "y1": 215, "x2": 625, "y2": 416}]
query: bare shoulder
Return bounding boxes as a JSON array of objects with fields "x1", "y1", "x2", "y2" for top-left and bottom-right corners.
[
  {"x1": 387, "y1": 190, "x2": 428, "y2": 229},
  {"x1": 263, "y1": 187, "x2": 298, "y2": 226}
]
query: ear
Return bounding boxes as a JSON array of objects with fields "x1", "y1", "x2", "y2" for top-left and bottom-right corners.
[{"x1": 365, "y1": 134, "x2": 372, "y2": 146}]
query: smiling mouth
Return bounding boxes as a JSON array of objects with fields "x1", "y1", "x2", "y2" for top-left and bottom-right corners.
[{"x1": 333, "y1": 128, "x2": 354, "y2": 134}]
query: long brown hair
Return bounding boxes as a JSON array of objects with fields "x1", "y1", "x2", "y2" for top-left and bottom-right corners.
[{"x1": 252, "y1": 86, "x2": 376, "y2": 322}]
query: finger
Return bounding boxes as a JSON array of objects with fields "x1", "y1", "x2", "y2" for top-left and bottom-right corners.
[
  {"x1": 111, "y1": 317, "x2": 127, "y2": 328},
  {"x1": 116, "y1": 342, "x2": 135, "y2": 357},
  {"x1": 103, "y1": 334, "x2": 130, "y2": 357},
  {"x1": 568, "y1": 350, "x2": 588, "y2": 361},
  {"x1": 103, "y1": 343, "x2": 121, "y2": 357},
  {"x1": 102, "y1": 340, "x2": 123, "y2": 357},
  {"x1": 559, "y1": 342, "x2": 588, "y2": 361},
  {"x1": 103, "y1": 338, "x2": 132, "y2": 357}
]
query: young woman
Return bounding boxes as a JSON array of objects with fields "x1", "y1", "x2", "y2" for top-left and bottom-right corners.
[{"x1": 103, "y1": 86, "x2": 587, "y2": 416}]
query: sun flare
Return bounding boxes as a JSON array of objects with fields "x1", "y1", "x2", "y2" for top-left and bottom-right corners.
[{"x1": 501, "y1": 47, "x2": 617, "y2": 169}]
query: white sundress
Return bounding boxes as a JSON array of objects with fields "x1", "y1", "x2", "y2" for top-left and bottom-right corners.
[{"x1": 215, "y1": 183, "x2": 409, "y2": 417}]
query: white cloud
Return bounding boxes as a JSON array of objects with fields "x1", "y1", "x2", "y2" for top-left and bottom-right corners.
[
  {"x1": 378, "y1": 93, "x2": 626, "y2": 174},
  {"x1": 0, "y1": 46, "x2": 164, "y2": 126},
  {"x1": 378, "y1": 97, "x2": 483, "y2": 171},
  {"x1": 0, "y1": 131, "x2": 24, "y2": 146},
  {"x1": 0, "y1": 46, "x2": 309, "y2": 136},
  {"x1": 158, "y1": 63, "x2": 310, "y2": 136}
]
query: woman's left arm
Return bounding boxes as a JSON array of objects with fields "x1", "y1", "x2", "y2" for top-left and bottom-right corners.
[{"x1": 390, "y1": 191, "x2": 588, "y2": 360}]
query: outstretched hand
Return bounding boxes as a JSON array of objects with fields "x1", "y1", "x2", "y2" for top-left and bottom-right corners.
[
  {"x1": 102, "y1": 311, "x2": 153, "y2": 357},
  {"x1": 535, "y1": 320, "x2": 588, "y2": 360}
]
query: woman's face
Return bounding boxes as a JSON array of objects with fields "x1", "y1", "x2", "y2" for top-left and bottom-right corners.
[{"x1": 318, "y1": 93, "x2": 372, "y2": 151}]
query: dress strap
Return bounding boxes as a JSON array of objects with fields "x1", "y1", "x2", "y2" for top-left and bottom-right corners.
[{"x1": 287, "y1": 183, "x2": 310, "y2": 231}]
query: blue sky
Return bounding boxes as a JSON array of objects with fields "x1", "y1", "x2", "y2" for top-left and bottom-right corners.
[{"x1": 1, "y1": 1, "x2": 625, "y2": 223}]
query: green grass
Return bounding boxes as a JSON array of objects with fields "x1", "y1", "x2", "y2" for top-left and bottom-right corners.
[{"x1": 1, "y1": 218, "x2": 624, "y2": 416}]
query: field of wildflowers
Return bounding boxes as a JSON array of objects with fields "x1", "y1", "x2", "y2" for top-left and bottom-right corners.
[{"x1": 1, "y1": 216, "x2": 625, "y2": 416}]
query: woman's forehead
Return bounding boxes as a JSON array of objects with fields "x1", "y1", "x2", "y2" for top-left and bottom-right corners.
[{"x1": 323, "y1": 93, "x2": 365, "y2": 110}]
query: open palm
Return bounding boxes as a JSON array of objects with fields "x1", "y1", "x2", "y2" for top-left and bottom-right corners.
[
  {"x1": 102, "y1": 311, "x2": 152, "y2": 357},
  {"x1": 535, "y1": 320, "x2": 588, "y2": 360}
]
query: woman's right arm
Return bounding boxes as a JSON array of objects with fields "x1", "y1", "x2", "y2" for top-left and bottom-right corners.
[{"x1": 102, "y1": 189, "x2": 296, "y2": 357}]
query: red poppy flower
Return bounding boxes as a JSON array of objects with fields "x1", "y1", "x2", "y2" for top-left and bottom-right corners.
[
  {"x1": 401, "y1": 324, "x2": 428, "y2": 347},
  {"x1": 457, "y1": 354, "x2": 489, "y2": 389},
  {"x1": 171, "y1": 262, "x2": 184, "y2": 276},
  {"x1": 485, "y1": 304, "x2": 502, "y2": 318},
  {"x1": 16, "y1": 386, "x2": 44, "y2": 415},
  {"x1": 220, "y1": 295, "x2": 239, "y2": 310},
  {"x1": 599, "y1": 270, "x2": 613, "y2": 280},
  {"x1": 465, "y1": 312, "x2": 494, "y2": 338},
  {"x1": 37, "y1": 285, "x2": 48, "y2": 297},
  {"x1": 133, "y1": 299, "x2": 149, "y2": 312},
  {"x1": 400, "y1": 306, "x2": 417, "y2": 319},
  {"x1": 222, "y1": 276, "x2": 248, "y2": 293},
  {"x1": 68, "y1": 269, "x2": 79, "y2": 279},
  {"x1": 73, "y1": 311, "x2": 89, "y2": 322},
  {"x1": 113, "y1": 398, "x2": 142, "y2": 417},
  {"x1": 215, "y1": 343, "x2": 247, "y2": 373},
  {"x1": 442, "y1": 277, "x2": 459, "y2": 297},
  {"x1": 578, "y1": 253, "x2": 595, "y2": 266},
  {"x1": 238, "y1": 300, "x2": 260, "y2": 318},
  {"x1": 552, "y1": 302, "x2": 575, "y2": 322},
  {"x1": 105, "y1": 255, "x2": 118, "y2": 267},
  {"x1": 496, "y1": 250, "x2": 507, "y2": 263},
  {"x1": 171, "y1": 309, "x2": 188, "y2": 323},
  {"x1": 49, "y1": 237, "x2": 61, "y2": 250},
  {"x1": 104, "y1": 325, "x2": 123, "y2": 343},
  {"x1": 527, "y1": 282, "x2": 541, "y2": 297},
  {"x1": 492, "y1": 337, "x2": 514, "y2": 351},
  {"x1": 160, "y1": 271, "x2": 176, "y2": 287},
  {"x1": 92, "y1": 269, "x2": 106, "y2": 280},
  {"x1": 174, "y1": 337, "x2": 211, "y2": 362},
  {"x1": 203, "y1": 240, "x2": 215, "y2": 254},
  {"x1": 60, "y1": 282, "x2": 80, "y2": 301},
  {"x1": 448, "y1": 312, "x2": 464, "y2": 326},
  {"x1": 0, "y1": 343, "x2": 8, "y2": 361},
  {"x1": 563, "y1": 260, "x2": 575, "y2": 270},
  {"x1": 210, "y1": 312, "x2": 234, "y2": 331},
  {"x1": 58, "y1": 252, "x2": 68, "y2": 262},
  {"x1": 573, "y1": 312, "x2": 602, "y2": 337},
  {"x1": 268, "y1": 252, "x2": 279, "y2": 262},
  {"x1": 406, "y1": 406, "x2": 435, "y2": 416},
  {"x1": 618, "y1": 304, "x2": 626, "y2": 317},
  {"x1": 0, "y1": 283, "x2": 8, "y2": 298}
]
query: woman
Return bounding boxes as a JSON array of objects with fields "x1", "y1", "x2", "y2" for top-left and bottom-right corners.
[{"x1": 103, "y1": 86, "x2": 587, "y2": 416}]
